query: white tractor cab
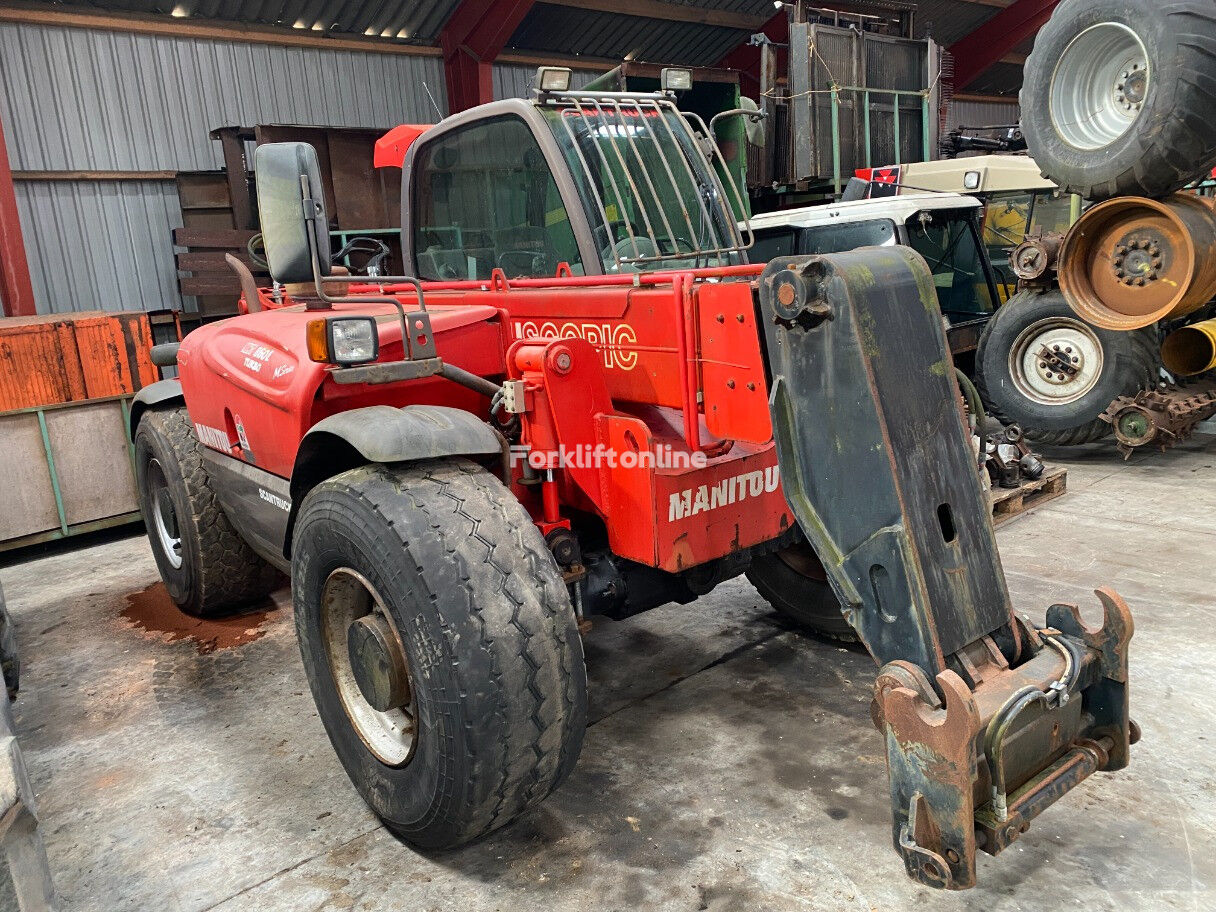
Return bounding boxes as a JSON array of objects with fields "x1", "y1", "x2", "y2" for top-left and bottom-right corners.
[
  {"x1": 854, "y1": 155, "x2": 1083, "y2": 295},
  {"x1": 748, "y1": 193, "x2": 999, "y2": 356}
]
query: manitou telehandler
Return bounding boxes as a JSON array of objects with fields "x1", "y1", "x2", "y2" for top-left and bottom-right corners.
[{"x1": 131, "y1": 68, "x2": 1135, "y2": 890}]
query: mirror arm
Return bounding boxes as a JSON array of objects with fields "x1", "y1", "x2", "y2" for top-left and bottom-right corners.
[
  {"x1": 299, "y1": 174, "x2": 439, "y2": 364},
  {"x1": 708, "y1": 107, "x2": 768, "y2": 135}
]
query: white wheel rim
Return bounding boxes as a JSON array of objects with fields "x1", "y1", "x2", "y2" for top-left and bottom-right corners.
[
  {"x1": 1010, "y1": 317, "x2": 1105, "y2": 406},
  {"x1": 1049, "y1": 22, "x2": 1149, "y2": 150},
  {"x1": 147, "y1": 458, "x2": 183, "y2": 570},
  {"x1": 321, "y1": 567, "x2": 418, "y2": 767}
]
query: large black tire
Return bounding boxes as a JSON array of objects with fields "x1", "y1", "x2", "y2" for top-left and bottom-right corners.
[
  {"x1": 292, "y1": 459, "x2": 587, "y2": 849},
  {"x1": 134, "y1": 407, "x2": 281, "y2": 616},
  {"x1": 975, "y1": 290, "x2": 1160, "y2": 446},
  {"x1": 746, "y1": 543, "x2": 855, "y2": 641},
  {"x1": 1021, "y1": 0, "x2": 1216, "y2": 200}
]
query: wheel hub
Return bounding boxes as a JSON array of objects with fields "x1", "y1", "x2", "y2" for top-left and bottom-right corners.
[
  {"x1": 1034, "y1": 342, "x2": 1083, "y2": 383},
  {"x1": 1112, "y1": 238, "x2": 1162, "y2": 286},
  {"x1": 321, "y1": 567, "x2": 418, "y2": 767},
  {"x1": 147, "y1": 458, "x2": 183, "y2": 570},
  {"x1": 1115, "y1": 407, "x2": 1155, "y2": 446},
  {"x1": 347, "y1": 614, "x2": 411, "y2": 713},
  {"x1": 1049, "y1": 22, "x2": 1149, "y2": 150},
  {"x1": 1010, "y1": 317, "x2": 1105, "y2": 405}
]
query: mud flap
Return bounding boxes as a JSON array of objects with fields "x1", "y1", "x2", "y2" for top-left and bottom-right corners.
[{"x1": 757, "y1": 249, "x2": 1135, "y2": 889}]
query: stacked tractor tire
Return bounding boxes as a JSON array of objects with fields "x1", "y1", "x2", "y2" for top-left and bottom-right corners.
[{"x1": 975, "y1": 0, "x2": 1216, "y2": 450}]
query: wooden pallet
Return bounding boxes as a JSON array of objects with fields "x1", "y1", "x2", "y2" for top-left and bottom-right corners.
[{"x1": 990, "y1": 466, "x2": 1067, "y2": 526}]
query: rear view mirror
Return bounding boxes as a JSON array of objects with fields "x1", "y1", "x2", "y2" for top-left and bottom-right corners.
[
  {"x1": 741, "y1": 97, "x2": 765, "y2": 147},
  {"x1": 840, "y1": 177, "x2": 870, "y2": 201},
  {"x1": 253, "y1": 142, "x2": 331, "y2": 285}
]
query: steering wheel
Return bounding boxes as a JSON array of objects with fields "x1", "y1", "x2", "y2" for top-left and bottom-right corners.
[
  {"x1": 657, "y1": 235, "x2": 696, "y2": 257},
  {"x1": 247, "y1": 233, "x2": 269, "y2": 270},
  {"x1": 331, "y1": 237, "x2": 392, "y2": 276},
  {"x1": 594, "y1": 219, "x2": 645, "y2": 251},
  {"x1": 498, "y1": 250, "x2": 550, "y2": 277}
]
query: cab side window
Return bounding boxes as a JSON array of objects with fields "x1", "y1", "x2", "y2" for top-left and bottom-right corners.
[
  {"x1": 750, "y1": 229, "x2": 797, "y2": 264},
  {"x1": 412, "y1": 116, "x2": 584, "y2": 280}
]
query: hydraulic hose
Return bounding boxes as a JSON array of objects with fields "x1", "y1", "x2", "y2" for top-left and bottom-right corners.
[
  {"x1": 954, "y1": 367, "x2": 986, "y2": 427},
  {"x1": 984, "y1": 633, "x2": 1081, "y2": 821}
]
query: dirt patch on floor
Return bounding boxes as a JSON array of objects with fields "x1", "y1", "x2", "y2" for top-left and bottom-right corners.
[{"x1": 120, "y1": 582, "x2": 274, "y2": 654}]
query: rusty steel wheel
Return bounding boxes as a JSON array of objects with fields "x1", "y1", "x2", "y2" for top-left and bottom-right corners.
[{"x1": 320, "y1": 567, "x2": 418, "y2": 767}]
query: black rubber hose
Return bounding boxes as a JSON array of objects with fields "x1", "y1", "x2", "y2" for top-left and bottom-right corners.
[{"x1": 955, "y1": 367, "x2": 986, "y2": 426}]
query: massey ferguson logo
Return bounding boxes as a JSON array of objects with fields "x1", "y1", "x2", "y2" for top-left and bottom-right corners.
[
  {"x1": 669, "y1": 466, "x2": 781, "y2": 521},
  {"x1": 511, "y1": 320, "x2": 639, "y2": 371}
]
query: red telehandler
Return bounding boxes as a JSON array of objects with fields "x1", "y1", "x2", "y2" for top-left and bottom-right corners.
[{"x1": 132, "y1": 69, "x2": 1135, "y2": 890}]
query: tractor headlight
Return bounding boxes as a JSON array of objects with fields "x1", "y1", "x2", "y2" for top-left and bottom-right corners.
[
  {"x1": 661, "y1": 68, "x2": 693, "y2": 92},
  {"x1": 307, "y1": 317, "x2": 379, "y2": 365},
  {"x1": 536, "y1": 66, "x2": 572, "y2": 93}
]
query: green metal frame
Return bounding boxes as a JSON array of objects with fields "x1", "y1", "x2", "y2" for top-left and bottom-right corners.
[
  {"x1": 0, "y1": 394, "x2": 142, "y2": 553},
  {"x1": 829, "y1": 85, "x2": 933, "y2": 196}
]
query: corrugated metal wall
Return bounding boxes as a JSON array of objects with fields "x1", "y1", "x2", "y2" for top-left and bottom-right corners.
[
  {"x1": 0, "y1": 21, "x2": 447, "y2": 315},
  {"x1": 491, "y1": 63, "x2": 602, "y2": 100},
  {"x1": 945, "y1": 99, "x2": 1020, "y2": 134},
  {"x1": 14, "y1": 180, "x2": 184, "y2": 315}
]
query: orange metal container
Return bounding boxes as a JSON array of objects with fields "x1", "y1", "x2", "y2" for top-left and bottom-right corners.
[{"x1": 0, "y1": 312, "x2": 158, "y2": 412}]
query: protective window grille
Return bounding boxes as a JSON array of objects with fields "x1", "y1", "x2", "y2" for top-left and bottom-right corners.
[{"x1": 546, "y1": 94, "x2": 752, "y2": 269}]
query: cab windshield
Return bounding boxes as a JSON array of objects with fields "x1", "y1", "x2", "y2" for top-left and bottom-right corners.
[
  {"x1": 904, "y1": 209, "x2": 996, "y2": 322},
  {"x1": 541, "y1": 102, "x2": 742, "y2": 272}
]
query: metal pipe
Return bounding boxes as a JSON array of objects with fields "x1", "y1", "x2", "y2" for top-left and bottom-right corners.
[
  {"x1": 1059, "y1": 194, "x2": 1216, "y2": 330},
  {"x1": 1162, "y1": 317, "x2": 1216, "y2": 376}
]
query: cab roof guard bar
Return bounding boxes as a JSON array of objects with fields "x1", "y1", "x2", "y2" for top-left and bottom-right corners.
[{"x1": 541, "y1": 92, "x2": 753, "y2": 269}]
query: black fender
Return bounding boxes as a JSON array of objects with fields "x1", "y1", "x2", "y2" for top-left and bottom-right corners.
[
  {"x1": 129, "y1": 379, "x2": 184, "y2": 437},
  {"x1": 285, "y1": 404, "x2": 505, "y2": 557}
]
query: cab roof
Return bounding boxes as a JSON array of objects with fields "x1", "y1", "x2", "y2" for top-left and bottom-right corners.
[
  {"x1": 864, "y1": 155, "x2": 1059, "y2": 193},
  {"x1": 747, "y1": 192, "x2": 981, "y2": 233}
]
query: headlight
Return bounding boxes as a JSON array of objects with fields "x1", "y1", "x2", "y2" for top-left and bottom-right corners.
[
  {"x1": 306, "y1": 317, "x2": 379, "y2": 365},
  {"x1": 661, "y1": 68, "x2": 693, "y2": 92},
  {"x1": 537, "y1": 66, "x2": 572, "y2": 93},
  {"x1": 963, "y1": 170, "x2": 982, "y2": 190}
]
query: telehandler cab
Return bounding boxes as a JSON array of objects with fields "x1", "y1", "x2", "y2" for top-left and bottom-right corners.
[{"x1": 132, "y1": 68, "x2": 1136, "y2": 890}]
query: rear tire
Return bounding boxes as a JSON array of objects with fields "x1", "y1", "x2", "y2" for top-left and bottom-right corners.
[
  {"x1": 747, "y1": 543, "x2": 855, "y2": 641},
  {"x1": 975, "y1": 291, "x2": 1160, "y2": 446},
  {"x1": 134, "y1": 407, "x2": 281, "y2": 616},
  {"x1": 291, "y1": 459, "x2": 587, "y2": 849},
  {"x1": 1021, "y1": 0, "x2": 1216, "y2": 200}
]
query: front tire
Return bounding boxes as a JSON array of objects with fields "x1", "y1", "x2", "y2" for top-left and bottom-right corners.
[
  {"x1": 292, "y1": 459, "x2": 587, "y2": 849},
  {"x1": 134, "y1": 407, "x2": 281, "y2": 616},
  {"x1": 975, "y1": 291, "x2": 1160, "y2": 446}
]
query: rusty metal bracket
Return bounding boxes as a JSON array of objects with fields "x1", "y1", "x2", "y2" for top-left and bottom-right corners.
[{"x1": 1101, "y1": 380, "x2": 1216, "y2": 457}]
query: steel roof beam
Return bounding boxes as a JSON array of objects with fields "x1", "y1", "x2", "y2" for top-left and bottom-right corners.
[
  {"x1": 0, "y1": 112, "x2": 35, "y2": 317},
  {"x1": 440, "y1": 0, "x2": 536, "y2": 114},
  {"x1": 948, "y1": 0, "x2": 1058, "y2": 89}
]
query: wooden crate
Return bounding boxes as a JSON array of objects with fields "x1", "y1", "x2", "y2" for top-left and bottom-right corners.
[
  {"x1": 991, "y1": 467, "x2": 1068, "y2": 526},
  {"x1": 0, "y1": 312, "x2": 157, "y2": 411},
  {"x1": 0, "y1": 396, "x2": 141, "y2": 551}
]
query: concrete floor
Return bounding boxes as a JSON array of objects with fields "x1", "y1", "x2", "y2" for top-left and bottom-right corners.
[{"x1": 2, "y1": 435, "x2": 1214, "y2": 912}]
